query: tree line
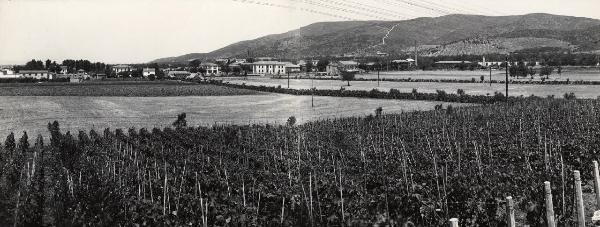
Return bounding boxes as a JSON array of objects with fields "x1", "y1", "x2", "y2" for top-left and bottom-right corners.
[{"x1": 14, "y1": 59, "x2": 108, "y2": 74}]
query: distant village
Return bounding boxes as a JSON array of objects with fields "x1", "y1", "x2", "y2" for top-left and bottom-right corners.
[{"x1": 1, "y1": 54, "x2": 594, "y2": 82}]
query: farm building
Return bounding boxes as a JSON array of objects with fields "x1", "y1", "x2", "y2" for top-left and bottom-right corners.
[
  {"x1": 19, "y1": 70, "x2": 52, "y2": 79},
  {"x1": 250, "y1": 61, "x2": 286, "y2": 75},
  {"x1": 142, "y1": 68, "x2": 156, "y2": 77},
  {"x1": 0, "y1": 68, "x2": 18, "y2": 78},
  {"x1": 200, "y1": 63, "x2": 220, "y2": 74},
  {"x1": 326, "y1": 61, "x2": 359, "y2": 75},
  {"x1": 168, "y1": 71, "x2": 191, "y2": 79},
  {"x1": 112, "y1": 64, "x2": 133, "y2": 73},
  {"x1": 70, "y1": 76, "x2": 83, "y2": 83},
  {"x1": 60, "y1": 66, "x2": 69, "y2": 74},
  {"x1": 283, "y1": 62, "x2": 301, "y2": 73}
]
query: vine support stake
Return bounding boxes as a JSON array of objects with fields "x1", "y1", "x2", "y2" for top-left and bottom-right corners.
[
  {"x1": 544, "y1": 181, "x2": 556, "y2": 227},
  {"x1": 449, "y1": 218, "x2": 459, "y2": 227},
  {"x1": 506, "y1": 196, "x2": 515, "y2": 227},
  {"x1": 575, "y1": 170, "x2": 585, "y2": 227},
  {"x1": 593, "y1": 161, "x2": 600, "y2": 209}
]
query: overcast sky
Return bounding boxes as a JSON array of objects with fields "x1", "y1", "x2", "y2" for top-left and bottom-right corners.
[{"x1": 1, "y1": 0, "x2": 599, "y2": 64}]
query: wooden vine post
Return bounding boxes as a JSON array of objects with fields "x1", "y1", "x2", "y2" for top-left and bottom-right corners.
[
  {"x1": 593, "y1": 161, "x2": 600, "y2": 209},
  {"x1": 574, "y1": 170, "x2": 585, "y2": 227},
  {"x1": 544, "y1": 181, "x2": 556, "y2": 227},
  {"x1": 506, "y1": 196, "x2": 516, "y2": 227},
  {"x1": 449, "y1": 218, "x2": 459, "y2": 227}
]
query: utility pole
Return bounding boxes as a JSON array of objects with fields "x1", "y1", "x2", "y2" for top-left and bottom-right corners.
[
  {"x1": 287, "y1": 71, "x2": 290, "y2": 88},
  {"x1": 505, "y1": 55, "x2": 509, "y2": 101},
  {"x1": 377, "y1": 66, "x2": 380, "y2": 87},
  {"x1": 414, "y1": 40, "x2": 418, "y2": 67},
  {"x1": 311, "y1": 75, "x2": 314, "y2": 108},
  {"x1": 489, "y1": 66, "x2": 492, "y2": 87}
]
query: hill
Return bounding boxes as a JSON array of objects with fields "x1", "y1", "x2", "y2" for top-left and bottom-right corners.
[{"x1": 150, "y1": 13, "x2": 600, "y2": 63}]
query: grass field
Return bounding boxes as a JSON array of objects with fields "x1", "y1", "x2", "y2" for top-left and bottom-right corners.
[
  {"x1": 0, "y1": 94, "x2": 469, "y2": 137},
  {"x1": 357, "y1": 69, "x2": 600, "y2": 82},
  {"x1": 223, "y1": 77, "x2": 600, "y2": 98},
  {"x1": 0, "y1": 81, "x2": 261, "y2": 96}
]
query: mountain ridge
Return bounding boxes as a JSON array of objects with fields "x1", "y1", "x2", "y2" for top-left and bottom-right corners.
[{"x1": 150, "y1": 13, "x2": 600, "y2": 63}]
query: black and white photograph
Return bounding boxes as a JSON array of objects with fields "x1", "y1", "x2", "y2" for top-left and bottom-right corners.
[{"x1": 1, "y1": 0, "x2": 600, "y2": 226}]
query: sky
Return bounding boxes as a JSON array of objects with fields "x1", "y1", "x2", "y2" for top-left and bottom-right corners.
[{"x1": 0, "y1": 0, "x2": 599, "y2": 64}]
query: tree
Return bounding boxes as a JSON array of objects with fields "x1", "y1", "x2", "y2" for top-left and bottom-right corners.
[
  {"x1": 316, "y1": 60, "x2": 330, "y2": 72},
  {"x1": 148, "y1": 73, "x2": 156, "y2": 81},
  {"x1": 509, "y1": 61, "x2": 527, "y2": 78},
  {"x1": 45, "y1": 59, "x2": 52, "y2": 69},
  {"x1": 173, "y1": 113, "x2": 187, "y2": 128},
  {"x1": 540, "y1": 66, "x2": 554, "y2": 77},
  {"x1": 305, "y1": 60, "x2": 313, "y2": 75},
  {"x1": 528, "y1": 67, "x2": 536, "y2": 77},
  {"x1": 340, "y1": 70, "x2": 356, "y2": 86},
  {"x1": 18, "y1": 131, "x2": 29, "y2": 153},
  {"x1": 5, "y1": 132, "x2": 15, "y2": 152}
]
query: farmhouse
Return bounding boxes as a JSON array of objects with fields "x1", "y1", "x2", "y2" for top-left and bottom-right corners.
[
  {"x1": 168, "y1": 71, "x2": 191, "y2": 79},
  {"x1": 60, "y1": 66, "x2": 69, "y2": 74},
  {"x1": 200, "y1": 63, "x2": 220, "y2": 74},
  {"x1": 19, "y1": 70, "x2": 52, "y2": 79},
  {"x1": 142, "y1": 68, "x2": 156, "y2": 77},
  {"x1": 0, "y1": 68, "x2": 18, "y2": 78},
  {"x1": 326, "y1": 61, "x2": 359, "y2": 75},
  {"x1": 251, "y1": 61, "x2": 286, "y2": 75},
  {"x1": 112, "y1": 65, "x2": 133, "y2": 73},
  {"x1": 283, "y1": 62, "x2": 301, "y2": 73}
]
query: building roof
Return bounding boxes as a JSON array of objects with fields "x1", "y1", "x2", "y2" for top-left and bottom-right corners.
[
  {"x1": 19, "y1": 70, "x2": 49, "y2": 73},
  {"x1": 168, "y1": 71, "x2": 191, "y2": 74},
  {"x1": 435, "y1": 61, "x2": 472, "y2": 64},
  {"x1": 338, "y1": 61, "x2": 359, "y2": 66},
  {"x1": 200, "y1": 62, "x2": 218, "y2": 67},
  {"x1": 281, "y1": 62, "x2": 300, "y2": 67},
  {"x1": 143, "y1": 68, "x2": 156, "y2": 72},
  {"x1": 113, "y1": 65, "x2": 132, "y2": 68},
  {"x1": 252, "y1": 61, "x2": 286, "y2": 65}
]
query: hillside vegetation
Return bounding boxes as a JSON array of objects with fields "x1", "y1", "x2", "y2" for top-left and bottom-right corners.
[{"x1": 151, "y1": 13, "x2": 600, "y2": 63}]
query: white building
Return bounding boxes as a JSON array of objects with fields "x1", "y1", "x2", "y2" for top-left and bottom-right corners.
[
  {"x1": 283, "y1": 62, "x2": 301, "y2": 73},
  {"x1": 60, "y1": 66, "x2": 69, "y2": 74},
  {"x1": 251, "y1": 61, "x2": 286, "y2": 75},
  {"x1": 0, "y1": 68, "x2": 17, "y2": 78},
  {"x1": 201, "y1": 63, "x2": 220, "y2": 74},
  {"x1": 112, "y1": 65, "x2": 133, "y2": 73},
  {"x1": 19, "y1": 70, "x2": 52, "y2": 79},
  {"x1": 142, "y1": 68, "x2": 156, "y2": 77}
]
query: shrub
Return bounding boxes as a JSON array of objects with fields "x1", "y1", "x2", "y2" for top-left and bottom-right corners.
[
  {"x1": 287, "y1": 116, "x2": 297, "y2": 126},
  {"x1": 563, "y1": 92, "x2": 576, "y2": 100},
  {"x1": 375, "y1": 107, "x2": 383, "y2": 117}
]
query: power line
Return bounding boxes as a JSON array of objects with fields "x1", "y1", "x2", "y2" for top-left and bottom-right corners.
[
  {"x1": 414, "y1": 0, "x2": 477, "y2": 15},
  {"x1": 344, "y1": 0, "x2": 420, "y2": 19},
  {"x1": 317, "y1": 0, "x2": 414, "y2": 20},
  {"x1": 392, "y1": 0, "x2": 453, "y2": 16},
  {"x1": 288, "y1": 0, "x2": 395, "y2": 20},
  {"x1": 231, "y1": 0, "x2": 358, "y2": 21}
]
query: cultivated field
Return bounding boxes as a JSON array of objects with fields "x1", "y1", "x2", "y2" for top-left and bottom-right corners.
[
  {"x1": 0, "y1": 95, "x2": 467, "y2": 137},
  {"x1": 0, "y1": 81, "x2": 260, "y2": 96},
  {"x1": 223, "y1": 77, "x2": 600, "y2": 98},
  {"x1": 2, "y1": 98, "x2": 599, "y2": 226}
]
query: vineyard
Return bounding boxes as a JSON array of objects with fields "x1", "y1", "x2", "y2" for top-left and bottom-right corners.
[{"x1": 1, "y1": 98, "x2": 600, "y2": 226}]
